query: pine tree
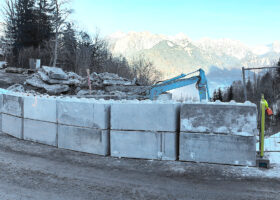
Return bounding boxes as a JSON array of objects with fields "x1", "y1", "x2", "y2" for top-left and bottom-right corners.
[
  {"x1": 15, "y1": 0, "x2": 37, "y2": 50},
  {"x1": 35, "y1": 0, "x2": 54, "y2": 51},
  {"x1": 60, "y1": 23, "x2": 77, "y2": 71},
  {"x1": 227, "y1": 86, "x2": 233, "y2": 101},
  {"x1": 217, "y1": 88, "x2": 223, "y2": 101}
]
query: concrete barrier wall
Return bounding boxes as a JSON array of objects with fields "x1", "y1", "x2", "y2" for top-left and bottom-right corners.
[
  {"x1": 111, "y1": 102, "x2": 180, "y2": 160},
  {"x1": 0, "y1": 94, "x2": 3, "y2": 134},
  {"x1": 0, "y1": 90, "x2": 258, "y2": 166},
  {"x1": 179, "y1": 102, "x2": 257, "y2": 166},
  {"x1": 57, "y1": 99, "x2": 110, "y2": 156},
  {"x1": 0, "y1": 91, "x2": 111, "y2": 156}
]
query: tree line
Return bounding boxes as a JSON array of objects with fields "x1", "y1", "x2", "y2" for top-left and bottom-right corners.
[{"x1": 0, "y1": 0, "x2": 161, "y2": 85}]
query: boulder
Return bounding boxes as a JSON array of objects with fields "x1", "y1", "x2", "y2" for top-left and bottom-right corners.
[
  {"x1": 5, "y1": 67, "x2": 26, "y2": 74},
  {"x1": 7, "y1": 84, "x2": 25, "y2": 93},
  {"x1": 26, "y1": 74, "x2": 69, "y2": 95},
  {"x1": 42, "y1": 66, "x2": 68, "y2": 80},
  {"x1": 38, "y1": 70, "x2": 80, "y2": 86}
]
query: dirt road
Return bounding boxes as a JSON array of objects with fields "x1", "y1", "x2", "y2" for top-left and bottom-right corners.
[{"x1": 0, "y1": 134, "x2": 279, "y2": 200}]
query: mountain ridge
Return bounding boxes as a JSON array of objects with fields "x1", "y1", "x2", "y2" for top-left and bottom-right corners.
[{"x1": 108, "y1": 31, "x2": 280, "y2": 78}]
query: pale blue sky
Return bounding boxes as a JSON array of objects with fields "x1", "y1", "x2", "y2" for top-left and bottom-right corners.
[
  {"x1": 0, "y1": 0, "x2": 279, "y2": 45},
  {"x1": 70, "y1": 0, "x2": 280, "y2": 45}
]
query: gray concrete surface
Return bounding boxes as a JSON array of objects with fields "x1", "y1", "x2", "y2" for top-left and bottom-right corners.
[
  {"x1": 24, "y1": 119, "x2": 57, "y2": 146},
  {"x1": 2, "y1": 114, "x2": 23, "y2": 139},
  {"x1": 0, "y1": 134, "x2": 279, "y2": 200},
  {"x1": 57, "y1": 100, "x2": 110, "y2": 129},
  {"x1": 111, "y1": 130, "x2": 177, "y2": 160},
  {"x1": 111, "y1": 103, "x2": 180, "y2": 132},
  {"x1": 58, "y1": 125, "x2": 109, "y2": 156},
  {"x1": 2, "y1": 94, "x2": 23, "y2": 117},
  {"x1": 180, "y1": 103, "x2": 258, "y2": 135},
  {"x1": 24, "y1": 96, "x2": 57, "y2": 123},
  {"x1": 179, "y1": 132, "x2": 256, "y2": 166}
]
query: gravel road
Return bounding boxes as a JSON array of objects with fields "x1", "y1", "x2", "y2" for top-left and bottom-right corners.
[{"x1": 0, "y1": 134, "x2": 279, "y2": 200}]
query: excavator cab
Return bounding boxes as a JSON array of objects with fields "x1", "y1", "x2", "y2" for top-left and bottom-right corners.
[{"x1": 149, "y1": 69, "x2": 210, "y2": 101}]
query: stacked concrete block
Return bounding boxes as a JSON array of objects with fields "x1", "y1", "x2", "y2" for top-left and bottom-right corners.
[
  {"x1": 111, "y1": 102, "x2": 180, "y2": 160},
  {"x1": 57, "y1": 99, "x2": 110, "y2": 156},
  {"x1": 179, "y1": 103, "x2": 258, "y2": 166},
  {"x1": 0, "y1": 94, "x2": 3, "y2": 134},
  {"x1": 2, "y1": 94, "x2": 24, "y2": 139},
  {"x1": 23, "y1": 96, "x2": 57, "y2": 146}
]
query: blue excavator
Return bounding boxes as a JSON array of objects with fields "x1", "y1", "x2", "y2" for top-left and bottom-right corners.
[{"x1": 149, "y1": 68, "x2": 210, "y2": 101}]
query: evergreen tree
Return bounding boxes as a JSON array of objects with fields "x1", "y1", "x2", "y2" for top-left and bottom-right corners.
[
  {"x1": 217, "y1": 88, "x2": 223, "y2": 101},
  {"x1": 35, "y1": 0, "x2": 54, "y2": 51},
  {"x1": 15, "y1": 0, "x2": 37, "y2": 50},
  {"x1": 60, "y1": 23, "x2": 77, "y2": 71},
  {"x1": 227, "y1": 86, "x2": 233, "y2": 101}
]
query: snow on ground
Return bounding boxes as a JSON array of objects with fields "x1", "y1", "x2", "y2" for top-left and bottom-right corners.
[{"x1": 256, "y1": 132, "x2": 280, "y2": 165}]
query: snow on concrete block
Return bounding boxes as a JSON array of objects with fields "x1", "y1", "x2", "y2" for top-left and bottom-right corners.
[
  {"x1": 2, "y1": 94, "x2": 23, "y2": 117},
  {"x1": 57, "y1": 100, "x2": 110, "y2": 129},
  {"x1": 58, "y1": 125, "x2": 109, "y2": 156},
  {"x1": 111, "y1": 103, "x2": 180, "y2": 132},
  {"x1": 2, "y1": 114, "x2": 22, "y2": 139},
  {"x1": 180, "y1": 103, "x2": 258, "y2": 136},
  {"x1": 179, "y1": 132, "x2": 256, "y2": 166},
  {"x1": 111, "y1": 130, "x2": 177, "y2": 160},
  {"x1": 24, "y1": 119, "x2": 57, "y2": 146},
  {"x1": 24, "y1": 96, "x2": 57, "y2": 123}
]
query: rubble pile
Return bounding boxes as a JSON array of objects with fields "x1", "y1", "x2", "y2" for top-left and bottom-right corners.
[
  {"x1": 15, "y1": 66, "x2": 150, "y2": 99},
  {"x1": 25, "y1": 66, "x2": 83, "y2": 95}
]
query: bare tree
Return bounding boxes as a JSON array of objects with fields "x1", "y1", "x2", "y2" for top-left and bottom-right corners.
[
  {"x1": 1, "y1": 0, "x2": 16, "y2": 63},
  {"x1": 51, "y1": 0, "x2": 71, "y2": 67},
  {"x1": 131, "y1": 56, "x2": 162, "y2": 85}
]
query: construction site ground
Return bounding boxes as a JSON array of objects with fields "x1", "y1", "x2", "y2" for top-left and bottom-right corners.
[{"x1": 0, "y1": 134, "x2": 279, "y2": 200}]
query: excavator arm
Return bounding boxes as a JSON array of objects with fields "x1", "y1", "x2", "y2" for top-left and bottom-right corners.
[{"x1": 149, "y1": 69, "x2": 210, "y2": 101}]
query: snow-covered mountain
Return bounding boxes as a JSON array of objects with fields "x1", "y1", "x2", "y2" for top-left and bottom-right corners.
[
  {"x1": 108, "y1": 31, "x2": 280, "y2": 98},
  {"x1": 108, "y1": 31, "x2": 280, "y2": 77}
]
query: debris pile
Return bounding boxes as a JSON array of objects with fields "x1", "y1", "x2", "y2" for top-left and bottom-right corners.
[
  {"x1": 15, "y1": 66, "x2": 150, "y2": 99},
  {"x1": 25, "y1": 66, "x2": 83, "y2": 95}
]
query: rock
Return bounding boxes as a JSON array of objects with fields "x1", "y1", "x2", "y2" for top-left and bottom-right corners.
[
  {"x1": 105, "y1": 85, "x2": 149, "y2": 95},
  {"x1": 103, "y1": 79, "x2": 134, "y2": 86},
  {"x1": 67, "y1": 72, "x2": 83, "y2": 81},
  {"x1": 26, "y1": 74, "x2": 69, "y2": 95},
  {"x1": 5, "y1": 67, "x2": 26, "y2": 74},
  {"x1": 7, "y1": 84, "x2": 25, "y2": 93},
  {"x1": 38, "y1": 70, "x2": 81, "y2": 86},
  {"x1": 77, "y1": 90, "x2": 89, "y2": 96},
  {"x1": 42, "y1": 66, "x2": 68, "y2": 80}
]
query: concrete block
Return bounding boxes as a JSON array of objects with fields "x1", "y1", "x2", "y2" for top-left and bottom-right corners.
[
  {"x1": 58, "y1": 125, "x2": 109, "y2": 156},
  {"x1": 111, "y1": 130, "x2": 177, "y2": 160},
  {"x1": 180, "y1": 103, "x2": 258, "y2": 136},
  {"x1": 0, "y1": 94, "x2": 3, "y2": 112},
  {"x1": 2, "y1": 94, "x2": 23, "y2": 117},
  {"x1": 111, "y1": 103, "x2": 180, "y2": 132},
  {"x1": 0, "y1": 114, "x2": 2, "y2": 134},
  {"x1": 24, "y1": 96, "x2": 57, "y2": 123},
  {"x1": 2, "y1": 114, "x2": 22, "y2": 139},
  {"x1": 24, "y1": 119, "x2": 57, "y2": 146},
  {"x1": 57, "y1": 100, "x2": 110, "y2": 129},
  {"x1": 179, "y1": 132, "x2": 256, "y2": 166}
]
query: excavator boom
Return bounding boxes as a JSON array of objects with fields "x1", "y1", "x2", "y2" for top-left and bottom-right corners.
[{"x1": 149, "y1": 69, "x2": 210, "y2": 101}]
